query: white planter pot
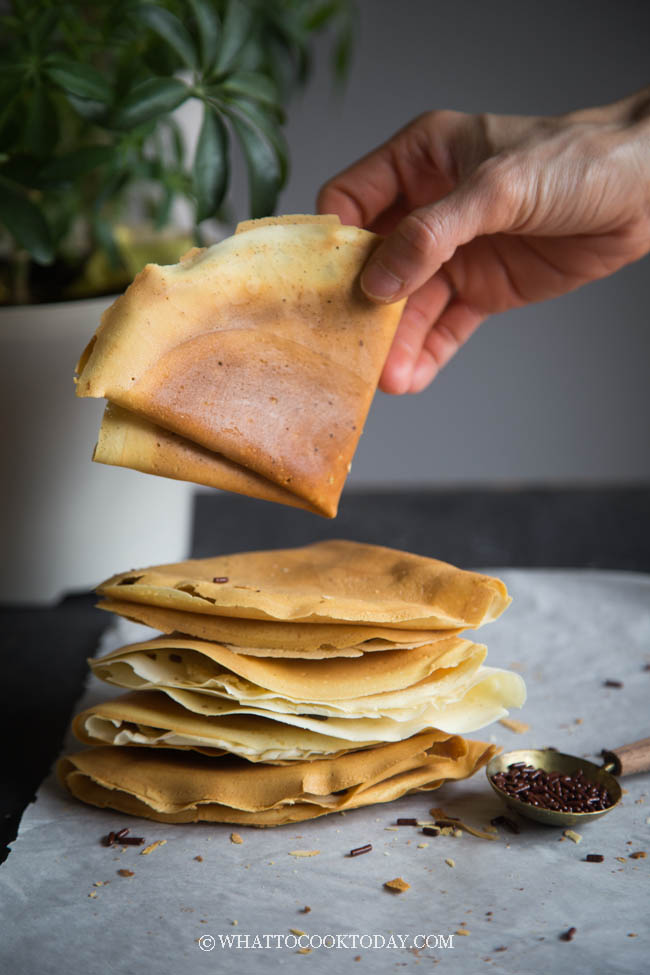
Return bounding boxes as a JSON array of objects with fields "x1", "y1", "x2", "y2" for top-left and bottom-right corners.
[{"x1": 0, "y1": 296, "x2": 195, "y2": 604}]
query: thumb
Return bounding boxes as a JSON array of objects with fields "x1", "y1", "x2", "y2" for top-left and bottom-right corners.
[{"x1": 360, "y1": 165, "x2": 513, "y2": 302}]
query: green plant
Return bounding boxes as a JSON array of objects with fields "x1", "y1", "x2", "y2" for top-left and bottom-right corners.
[{"x1": 0, "y1": 0, "x2": 356, "y2": 303}]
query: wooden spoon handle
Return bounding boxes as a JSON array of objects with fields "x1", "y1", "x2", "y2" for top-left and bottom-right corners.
[{"x1": 602, "y1": 737, "x2": 650, "y2": 776}]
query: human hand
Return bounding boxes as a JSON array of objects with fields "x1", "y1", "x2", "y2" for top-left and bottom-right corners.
[{"x1": 318, "y1": 89, "x2": 650, "y2": 393}]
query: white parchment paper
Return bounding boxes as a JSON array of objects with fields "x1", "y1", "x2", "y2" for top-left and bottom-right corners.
[{"x1": 1, "y1": 570, "x2": 649, "y2": 975}]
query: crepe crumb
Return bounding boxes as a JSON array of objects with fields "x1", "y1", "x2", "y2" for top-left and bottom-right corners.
[
  {"x1": 93, "y1": 881, "x2": 105, "y2": 887},
  {"x1": 564, "y1": 830, "x2": 582, "y2": 844},
  {"x1": 231, "y1": 920, "x2": 238, "y2": 926},
  {"x1": 300, "y1": 906, "x2": 312, "y2": 914},
  {"x1": 288, "y1": 850, "x2": 320, "y2": 857},
  {"x1": 445, "y1": 858, "x2": 456, "y2": 868},
  {"x1": 291, "y1": 929, "x2": 306, "y2": 936},
  {"x1": 297, "y1": 948, "x2": 312, "y2": 955},
  {"x1": 194, "y1": 855, "x2": 203, "y2": 862},
  {"x1": 630, "y1": 851, "x2": 647, "y2": 859},
  {"x1": 417, "y1": 843, "x2": 429, "y2": 849},
  {"x1": 88, "y1": 891, "x2": 97, "y2": 898},
  {"x1": 498, "y1": 718, "x2": 530, "y2": 733},
  {"x1": 230, "y1": 833, "x2": 243, "y2": 845},
  {"x1": 354, "y1": 956, "x2": 362, "y2": 962},
  {"x1": 384, "y1": 877, "x2": 410, "y2": 893},
  {"x1": 616, "y1": 857, "x2": 627, "y2": 863},
  {"x1": 455, "y1": 928, "x2": 470, "y2": 936},
  {"x1": 117, "y1": 869, "x2": 134, "y2": 877},
  {"x1": 140, "y1": 840, "x2": 166, "y2": 855}
]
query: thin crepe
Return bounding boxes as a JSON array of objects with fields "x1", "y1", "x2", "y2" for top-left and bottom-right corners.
[
  {"x1": 58, "y1": 734, "x2": 498, "y2": 825},
  {"x1": 98, "y1": 539, "x2": 511, "y2": 629},
  {"x1": 147, "y1": 664, "x2": 525, "y2": 735},
  {"x1": 96, "y1": 598, "x2": 459, "y2": 657},
  {"x1": 75, "y1": 215, "x2": 405, "y2": 517},
  {"x1": 89, "y1": 633, "x2": 480, "y2": 702},
  {"x1": 72, "y1": 691, "x2": 386, "y2": 762}
]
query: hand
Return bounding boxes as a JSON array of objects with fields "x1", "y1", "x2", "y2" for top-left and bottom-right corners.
[{"x1": 318, "y1": 89, "x2": 650, "y2": 393}]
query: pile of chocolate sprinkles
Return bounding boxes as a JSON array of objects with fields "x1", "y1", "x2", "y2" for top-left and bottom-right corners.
[{"x1": 491, "y1": 762, "x2": 613, "y2": 812}]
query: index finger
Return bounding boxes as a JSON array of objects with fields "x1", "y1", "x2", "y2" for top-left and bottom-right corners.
[{"x1": 317, "y1": 142, "x2": 400, "y2": 228}]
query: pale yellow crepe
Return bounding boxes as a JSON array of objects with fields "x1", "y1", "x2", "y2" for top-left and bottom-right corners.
[
  {"x1": 96, "y1": 598, "x2": 459, "y2": 658},
  {"x1": 72, "y1": 691, "x2": 385, "y2": 762},
  {"x1": 98, "y1": 539, "x2": 511, "y2": 629},
  {"x1": 75, "y1": 215, "x2": 405, "y2": 517},
  {"x1": 58, "y1": 734, "x2": 498, "y2": 825},
  {"x1": 89, "y1": 634, "x2": 480, "y2": 702},
  {"x1": 154, "y1": 663, "x2": 525, "y2": 736}
]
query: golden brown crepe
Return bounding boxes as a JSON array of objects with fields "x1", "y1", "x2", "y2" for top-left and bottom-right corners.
[
  {"x1": 96, "y1": 598, "x2": 461, "y2": 657},
  {"x1": 97, "y1": 539, "x2": 511, "y2": 629},
  {"x1": 75, "y1": 215, "x2": 405, "y2": 517},
  {"x1": 58, "y1": 734, "x2": 498, "y2": 825},
  {"x1": 72, "y1": 691, "x2": 382, "y2": 762},
  {"x1": 89, "y1": 633, "x2": 480, "y2": 702}
]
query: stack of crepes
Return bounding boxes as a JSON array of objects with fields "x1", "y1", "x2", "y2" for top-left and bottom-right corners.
[
  {"x1": 59, "y1": 540, "x2": 526, "y2": 826},
  {"x1": 74, "y1": 214, "x2": 406, "y2": 518}
]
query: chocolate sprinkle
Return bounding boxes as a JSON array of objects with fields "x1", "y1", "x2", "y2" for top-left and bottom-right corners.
[
  {"x1": 212, "y1": 577, "x2": 229, "y2": 583},
  {"x1": 585, "y1": 854, "x2": 605, "y2": 862},
  {"x1": 491, "y1": 763, "x2": 612, "y2": 813},
  {"x1": 560, "y1": 927, "x2": 577, "y2": 942},
  {"x1": 349, "y1": 844, "x2": 372, "y2": 857}
]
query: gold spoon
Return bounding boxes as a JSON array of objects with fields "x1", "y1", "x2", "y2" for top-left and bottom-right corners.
[{"x1": 486, "y1": 737, "x2": 650, "y2": 827}]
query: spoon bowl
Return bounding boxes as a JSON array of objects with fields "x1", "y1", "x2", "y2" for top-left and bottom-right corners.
[{"x1": 486, "y1": 748, "x2": 622, "y2": 827}]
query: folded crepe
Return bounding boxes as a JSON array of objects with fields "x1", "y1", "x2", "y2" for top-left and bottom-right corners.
[
  {"x1": 72, "y1": 691, "x2": 384, "y2": 762},
  {"x1": 159, "y1": 667, "x2": 524, "y2": 737},
  {"x1": 88, "y1": 632, "x2": 525, "y2": 736},
  {"x1": 97, "y1": 539, "x2": 511, "y2": 629},
  {"x1": 74, "y1": 214, "x2": 406, "y2": 517},
  {"x1": 89, "y1": 633, "x2": 481, "y2": 702},
  {"x1": 96, "y1": 598, "x2": 460, "y2": 658},
  {"x1": 58, "y1": 734, "x2": 498, "y2": 825}
]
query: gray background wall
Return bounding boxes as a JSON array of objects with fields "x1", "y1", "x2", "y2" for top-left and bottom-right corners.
[{"x1": 269, "y1": 0, "x2": 649, "y2": 487}]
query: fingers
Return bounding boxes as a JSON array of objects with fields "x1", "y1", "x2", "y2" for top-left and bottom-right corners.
[
  {"x1": 317, "y1": 143, "x2": 400, "y2": 228},
  {"x1": 408, "y1": 300, "x2": 485, "y2": 393},
  {"x1": 360, "y1": 167, "x2": 511, "y2": 303},
  {"x1": 378, "y1": 272, "x2": 454, "y2": 394}
]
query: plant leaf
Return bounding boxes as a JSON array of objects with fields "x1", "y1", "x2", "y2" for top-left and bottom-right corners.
[
  {"x1": 217, "y1": 72, "x2": 282, "y2": 112},
  {"x1": 230, "y1": 100, "x2": 288, "y2": 182},
  {"x1": 112, "y1": 78, "x2": 189, "y2": 129},
  {"x1": 24, "y1": 86, "x2": 59, "y2": 157},
  {"x1": 136, "y1": 4, "x2": 198, "y2": 71},
  {"x1": 192, "y1": 104, "x2": 228, "y2": 222},
  {"x1": 225, "y1": 107, "x2": 284, "y2": 218},
  {"x1": 39, "y1": 146, "x2": 116, "y2": 184},
  {"x1": 0, "y1": 180, "x2": 54, "y2": 264},
  {"x1": 214, "y1": 0, "x2": 253, "y2": 75},
  {"x1": 44, "y1": 57, "x2": 112, "y2": 103},
  {"x1": 65, "y1": 93, "x2": 108, "y2": 122},
  {"x1": 187, "y1": 0, "x2": 220, "y2": 73}
]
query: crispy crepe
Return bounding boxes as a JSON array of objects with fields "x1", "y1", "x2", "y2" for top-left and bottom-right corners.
[
  {"x1": 58, "y1": 734, "x2": 498, "y2": 825},
  {"x1": 72, "y1": 691, "x2": 385, "y2": 762},
  {"x1": 133, "y1": 664, "x2": 524, "y2": 736},
  {"x1": 96, "y1": 598, "x2": 460, "y2": 658},
  {"x1": 97, "y1": 539, "x2": 511, "y2": 629},
  {"x1": 89, "y1": 633, "x2": 480, "y2": 702},
  {"x1": 75, "y1": 215, "x2": 405, "y2": 517}
]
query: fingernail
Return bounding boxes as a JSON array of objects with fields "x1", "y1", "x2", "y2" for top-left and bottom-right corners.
[{"x1": 361, "y1": 261, "x2": 403, "y2": 300}]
